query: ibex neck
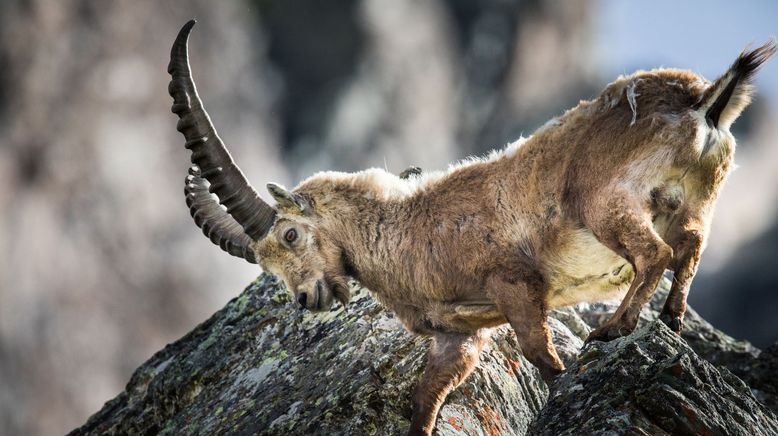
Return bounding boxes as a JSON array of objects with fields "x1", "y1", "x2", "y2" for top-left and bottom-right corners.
[
  {"x1": 330, "y1": 199, "x2": 402, "y2": 293},
  {"x1": 297, "y1": 169, "x2": 416, "y2": 293}
]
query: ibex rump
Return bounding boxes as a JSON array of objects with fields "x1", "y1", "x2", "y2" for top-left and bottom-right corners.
[{"x1": 168, "y1": 20, "x2": 775, "y2": 435}]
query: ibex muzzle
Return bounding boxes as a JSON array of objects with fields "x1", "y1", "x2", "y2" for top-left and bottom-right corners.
[{"x1": 168, "y1": 20, "x2": 775, "y2": 435}]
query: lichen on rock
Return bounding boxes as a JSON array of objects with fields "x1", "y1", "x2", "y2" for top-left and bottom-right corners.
[{"x1": 70, "y1": 274, "x2": 778, "y2": 435}]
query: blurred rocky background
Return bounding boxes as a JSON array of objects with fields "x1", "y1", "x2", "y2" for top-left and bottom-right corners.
[{"x1": 0, "y1": 1, "x2": 775, "y2": 435}]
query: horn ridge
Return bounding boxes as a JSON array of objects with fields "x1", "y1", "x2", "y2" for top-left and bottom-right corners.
[
  {"x1": 185, "y1": 166, "x2": 258, "y2": 263},
  {"x1": 169, "y1": 20, "x2": 276, "y2": 242}
]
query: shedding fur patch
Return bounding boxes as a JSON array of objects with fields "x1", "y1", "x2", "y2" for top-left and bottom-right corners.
[
  {"x1": 394, "y1": 137, "x2": 529, "y2": 197},
  {"x1": 626, "y1": 80, "x2": 641, "y2": 126},
  {"x1": 299, "y1": 137, "x2": 531, "y2": 201}
]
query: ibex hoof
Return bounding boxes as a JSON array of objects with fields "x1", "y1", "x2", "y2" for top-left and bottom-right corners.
[
  {"x1": 659, "y1": 312, "x2": 683, "y2": 334},
  {"x1": 539, "y1": 365, "x2": 563, "y2": 384},
  {"x1": 585, "y1": 323, "x2": 631, "y2": 343}
]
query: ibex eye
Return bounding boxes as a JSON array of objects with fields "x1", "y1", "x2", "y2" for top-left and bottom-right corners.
[{"x1": 284, "y1": 229, "x2": 298, "y2": 243}]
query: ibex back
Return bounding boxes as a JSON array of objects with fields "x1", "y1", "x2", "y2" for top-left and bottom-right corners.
[{"x1": 168, "y1": 20, "x2": 775, "y2": 435}]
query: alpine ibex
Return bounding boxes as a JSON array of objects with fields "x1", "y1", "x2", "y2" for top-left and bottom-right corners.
[{"x1": 168, "y1": 20, "x2": 775, "y2": 435}]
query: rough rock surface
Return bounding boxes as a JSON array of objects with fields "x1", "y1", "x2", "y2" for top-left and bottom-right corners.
[
  {"x1": 71, "y1": 274, "x2": 778, "y2": 435},
  {"x1": 533, "y1": 321, "x2": 778, "y2": 435}
]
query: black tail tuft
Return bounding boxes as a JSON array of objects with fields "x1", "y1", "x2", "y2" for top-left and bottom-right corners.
[
  {"x1": 700, "y1": 39, "x2": 776, "y2": 129},
  {"x1": 730, "y1": 39, "x2": 777, "y2": 85}
]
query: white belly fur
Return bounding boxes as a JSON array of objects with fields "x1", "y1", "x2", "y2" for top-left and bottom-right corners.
[{"x1": 545, "y1": 228, "x2": 635, "y2": 308}]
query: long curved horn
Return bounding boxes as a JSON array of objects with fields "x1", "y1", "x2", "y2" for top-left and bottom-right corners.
[
  {"x1": 168, "y1": 20, "x2": 276, "y2": 242},
  {"x1": 186, "y1": 166, "x2": 257, "y2": 263}
]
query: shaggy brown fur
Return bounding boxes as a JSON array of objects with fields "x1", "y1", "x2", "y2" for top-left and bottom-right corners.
[{"x1": 185, "y1": 40, "x2": 775, "y2": 435}]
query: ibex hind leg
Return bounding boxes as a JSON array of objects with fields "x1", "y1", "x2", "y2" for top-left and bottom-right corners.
[
  {"x1": 658, "y1": 214, "x2": 706, "y2": 333},
  {"x1": 409, "y1": 330, "x2": 489, "y2": 436},
  {"x1": 583, "y1": 192, "x2": 673, "y2": 342}
]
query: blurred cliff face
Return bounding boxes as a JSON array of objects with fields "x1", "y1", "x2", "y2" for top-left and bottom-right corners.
[
  {"x1": 259, "y1": 0, "x2": 596, "y2": 178},
  {"x1": 0, "y1": 2, "x2": 284, "y2": 434},
  {"x1": 0, "y1": 1, "x2": 775, "y2": 435}
]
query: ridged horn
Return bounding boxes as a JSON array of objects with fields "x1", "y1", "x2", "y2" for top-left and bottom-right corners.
[
  {"x1": 186, "y1": 166, "x2": 257, "y2": 263},
  {"x1": 168, "y1": 20, "x2": 276, "y2": 243}
]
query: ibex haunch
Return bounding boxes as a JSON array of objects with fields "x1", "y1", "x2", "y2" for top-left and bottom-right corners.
[{"x1": 168, "y1": 20, "x2": 775, "y2": 435}]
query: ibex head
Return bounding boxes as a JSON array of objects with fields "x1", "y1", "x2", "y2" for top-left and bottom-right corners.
[
  {"x1": 169, "y1": 21, "x2": 348, "y2": 311},
  {"x1": 254, "y1": 183, "x2": 351, "y2": 312}
]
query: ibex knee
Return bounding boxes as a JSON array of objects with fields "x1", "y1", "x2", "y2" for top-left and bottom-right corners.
[{"x1": 637, "y1": 242, "x2": 673, "y2": 272}]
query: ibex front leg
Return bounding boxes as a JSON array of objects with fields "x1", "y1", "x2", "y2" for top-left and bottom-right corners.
[
  {"x1": 585, "y1": 193, "x2": 673, "y2": 342},
  {"x1": 660, "y1": 218, "x2": 705, "y2": 333},
  {"x1": 409, "y1": 329, "x2": 489, "y2": 436},
  {"x1": 487, "y1": 273, "x2": 565, "y2": 382}
]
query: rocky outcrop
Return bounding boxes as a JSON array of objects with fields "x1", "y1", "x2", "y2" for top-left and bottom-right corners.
[
  {"x1": 71, "y1": 274, "x2": 778, "y2": 435},
  {"x1": 533, "y1": 321, "x2": 777, "y2": 435}
]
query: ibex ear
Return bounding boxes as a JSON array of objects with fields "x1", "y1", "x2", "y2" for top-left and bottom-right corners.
[{"x1": 267, "y1": 183, "x2": 308, "y2": 213}]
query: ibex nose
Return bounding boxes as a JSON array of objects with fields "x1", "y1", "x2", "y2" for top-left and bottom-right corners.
[{"x1": 297, "y1": 292, "x2": 308, "y2": 309}]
